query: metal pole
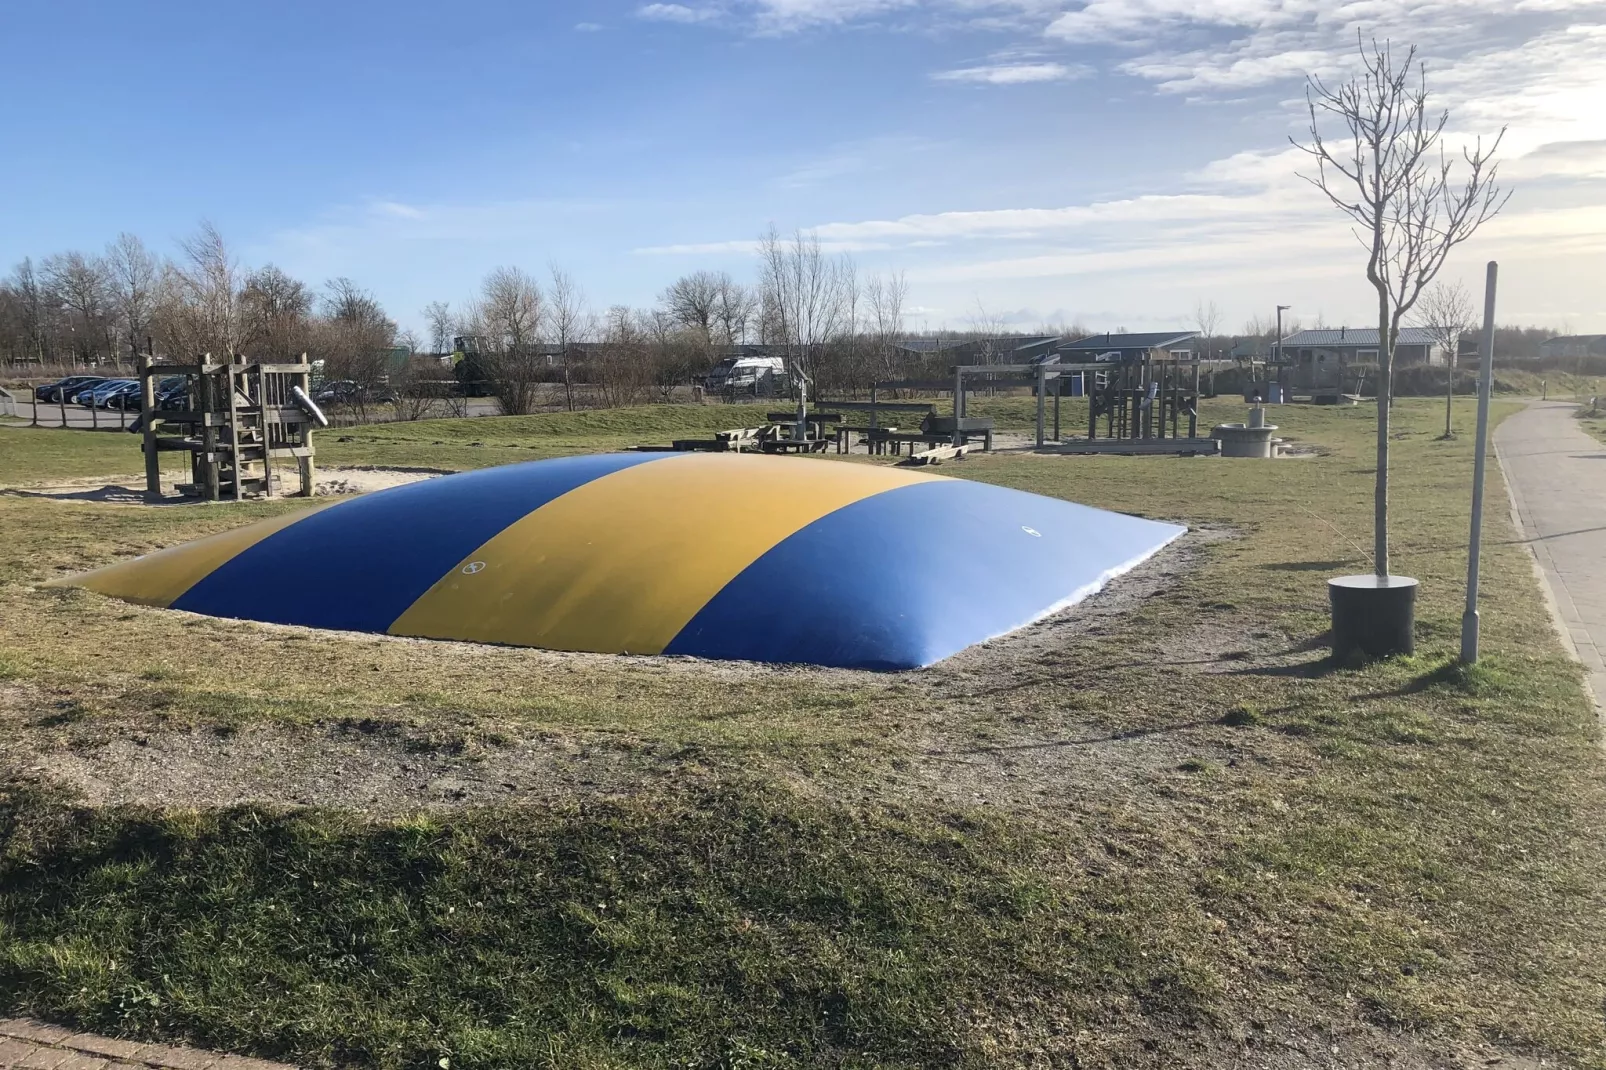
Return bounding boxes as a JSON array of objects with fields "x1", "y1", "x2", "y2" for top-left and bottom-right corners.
[
  {"x1": 1460, "y1": 261, "x2": 1499, "y2": 664},
  {"x1": 1274, "y1": 304, "x2": 1289, "y2": 375}
]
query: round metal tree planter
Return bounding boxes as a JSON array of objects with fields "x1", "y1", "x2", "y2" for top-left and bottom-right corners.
[{"x1": 1329, "y1": 574, "x2": 1419, "y2": 659}]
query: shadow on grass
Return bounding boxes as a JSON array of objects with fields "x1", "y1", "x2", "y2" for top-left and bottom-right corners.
[
  {"x1": 1222, "y1": 657, "x2": 1339, "y2": 680},
  {"x1": 1351, "y1": 657, "x2": 1510, "y2": 701},
  {"x1": 1220, "y1": 631, "x2": 1341, "y2": 679}
]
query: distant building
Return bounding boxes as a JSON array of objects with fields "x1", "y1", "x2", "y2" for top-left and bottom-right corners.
[
  {"x1": 1279, "y1": 327, "x2": 1448, "y2": 367},
  {"x1": 1055, "y1": 331, "x2": 1198, "y2": 363},
  {"x1": 892, "y1": 335, "x2": 1062, "y2": 364},
  {"x1": 1540, "y1": 335, "x2": 1606, "y2": 360},
  {"x1": 1277, "y1": 326, "x2": 1447, "y2": 402}
]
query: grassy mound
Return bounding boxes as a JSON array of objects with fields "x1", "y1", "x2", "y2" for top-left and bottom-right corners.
[{"x1": 0, "y1": 786, "x2": 1216, "y2": 1069}]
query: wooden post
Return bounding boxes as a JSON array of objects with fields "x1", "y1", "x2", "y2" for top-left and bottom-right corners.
[
  {"x1": 297, "y1": 356, "x2": 316, "y2": 496},
  {"x1": 951, "y1": 365, "x2": 964, "y2": 446},
  {"x1": 257, "y1": 364, "x2": 273, "y2": 498},
  {"x1": 227, "y1": 357, "x2": 242, "y2": 501},
  {"x1": 140, "y1": 352, "x2": 160, "y2": 495},
  {"x1": 201, "y1": 355, "x2": 220, "y2": 501},
  {"x1": 1189, "y1": 361, "x2": 1200, "y2": 438},
  {"x1": 1035, "y1": 364, "x2": 1046, "y2": 447},
  {"x1": 1170, "y1": 365, "x2": 1180, "y2": 439},
  {"x1": 1053, "y1": 382, "x2": 1061, "y2": 442}
]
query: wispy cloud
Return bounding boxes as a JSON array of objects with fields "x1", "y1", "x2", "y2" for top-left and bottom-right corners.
[
  {"x1": 574, "y1": 21, "x2": 604, "y2": 31},
  {"x1": 637, "y1": 3, "x2": 720, "y2": 24},
  {"x1": 372, "y1": 201, "x2": 425, "y2": 220},
  {"x1": 933, "y1": 61, "x2": 1089, "y2": 84}
]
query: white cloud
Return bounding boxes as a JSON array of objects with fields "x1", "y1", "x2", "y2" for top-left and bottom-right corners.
[
  {"x1": 372, "y1": 201, "x2": 424, "y2": 220},
  {"x1": 749, "y1": 0, "x2": 917, "y2": 30},
  {"x1": 933, "y1": 61, "x2": 1090, "y2": 84},
  {"x1": 574, "y1": 21, "x2": 604, "y2": 31},
  {"x1": 637, "y1": 3, "x2": 720, "y2": 23},
  {"x1": 635, "y1": 239, "x2": 761, "y2": 255}
]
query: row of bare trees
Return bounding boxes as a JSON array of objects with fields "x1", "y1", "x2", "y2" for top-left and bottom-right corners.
[
  {"x1": 0, "y1": 225, "x2": 400, "y2": 392},
  {"x1": 413, "y1": 232, "x2": 915, "y2": 414}
]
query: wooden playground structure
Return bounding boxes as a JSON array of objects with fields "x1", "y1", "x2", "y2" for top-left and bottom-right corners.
[
  {"x1": 954, "y1": 355, "x2": 1217, "y2": 455},
  {"x1": 646, "y1": 354, "x2": 1221, "y2": 461},
  {"x1": 656, "y1": 398, "x2": 994, "y2": 465},
  {"x1": 137, "y1": 353, "x2": 327, "y2": 500}
]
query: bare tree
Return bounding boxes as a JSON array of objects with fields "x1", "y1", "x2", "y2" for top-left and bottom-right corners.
[
  {"x1": 155, "y1": 221, "x2": 244, "y2": 361},
  {"x1": 318, "y1": 277, "x2": 398, "y2": 421},
  {"x1": 712, "y1": 275, "x2": 756, "y2": 346},
  {"x1": 239, "y1": 265, "x2": 313, "y2": 362},
  {"x1": 758, "y1": 226, "x2": 846, "y2": 388},
  {"x1": 1295, "y1": 35, "x2": 1507, "y2": 579},
  {"x1": 661, "y1": 271, "x2": 723, "y2": 344},
  {"x1": 548, "y1": 265, "x2": 588, "y2": 411},
  {"x1": 866, "y1": 270, "x2": 908, "y2": 381},
  {"x1": 8, "y1": 259, "x2": 50, "y2": 364},
  {"x1": 641, "y1": 307, "x2": 701, "y2": 403},
  {"x1": 42, "y1": 251, "x2": 111, "y2": 364},
  {"x1": 478, "y1": 266, "x2": 544, "y2": 415},
  {"x1": 422, "y1": 301, "x2": 454, "y2": 356},
  {"x1": 967, "y1": 298, "x2": 1008, "y2": 365},
  {"x1": 1193, "y1": 299, "x2": 1222, "y2": 351},
  {"x1": 1413, "y1": 279, "x2": 1475, "y2": 438},
  {"x1": 104, "y1": 233, "x2": 159, "y2": 360}
]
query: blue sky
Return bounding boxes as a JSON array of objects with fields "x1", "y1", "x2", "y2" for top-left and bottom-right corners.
[{"x1": 6, "y1": 0, "x2": 1605, "y2": 335}]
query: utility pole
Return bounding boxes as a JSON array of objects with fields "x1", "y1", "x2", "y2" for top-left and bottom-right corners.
[
  {"x1": 1274, "y1": 305, "x2": 1290, "y2": 364},
  {"x1": 1460, "y1": 262, "x2": 1499, "y2": 664}
]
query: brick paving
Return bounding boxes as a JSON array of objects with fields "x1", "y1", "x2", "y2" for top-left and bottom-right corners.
[{"x1": 0, "y1": 1020, "x2": 297, "y2": 1070}]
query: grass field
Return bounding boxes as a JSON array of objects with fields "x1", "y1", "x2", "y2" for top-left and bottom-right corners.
[{"x1": 1, "y1": 397, "x2": 1603, "y2": 1069}]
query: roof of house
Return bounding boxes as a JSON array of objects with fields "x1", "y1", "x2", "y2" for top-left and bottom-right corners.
[
  {"x1": 895, "y1": 335, "x2": 1061, "y2": 354},
  {"x1": 1281, "y1": 327, "x2": 1438, "y2": 347},
  {"x1": 1059, "y1": 332, "x2": 1197, "y2": 352},
  {"x1": 1544, "y1": 335, "x2": 1606, "y2": 343},
  {"x1": 894, "y1": 337, "x2": 970, "y2": 353}
]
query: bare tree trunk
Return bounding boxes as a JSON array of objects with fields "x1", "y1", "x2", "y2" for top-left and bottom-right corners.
[{"x1": 1445, "y1": 369, "x2": 1454, "y2": 438}]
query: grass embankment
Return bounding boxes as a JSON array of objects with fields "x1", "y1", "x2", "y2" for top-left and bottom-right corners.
[
  {"x1": 0, "y1": 397, "x2": 1603, "y2": 1069},
  {"x1": 1574, "y1": 399, "x2": 1606, "y2": 446}
]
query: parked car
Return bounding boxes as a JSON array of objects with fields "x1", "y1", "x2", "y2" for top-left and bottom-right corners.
[
  {"x1": 154, "y1": 381, "x2": 189, "y2": 409},
  {"x1": 74, "y1": 379, "x2": 137, "y2": 407},
  {"x1": 35, "y1": 375, "x2": 107, "y2": 403},
  {"x1": 313, "y1": 379, "x2": 397, "y2": 405},
  {"x1": 103, "y1": 382, "x2": 146, "y2": 410}
]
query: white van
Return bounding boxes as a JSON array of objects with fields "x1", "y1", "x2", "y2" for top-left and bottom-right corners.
[{"x1": 706, "y1": 355, "x2": 786, "y2": 392}]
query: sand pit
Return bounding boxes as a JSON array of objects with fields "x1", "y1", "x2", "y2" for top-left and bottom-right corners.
[{"x1": 0, "y1": 465, "x2": 446, "y2": 504}]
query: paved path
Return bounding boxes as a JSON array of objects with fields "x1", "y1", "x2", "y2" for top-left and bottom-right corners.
[
  {"x1": 0, "y1": 1019, "x2": 294, "y2": 1070},
  {"x1": 1494, "y1": 400, "x2": 1606, "y2": 709}
]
